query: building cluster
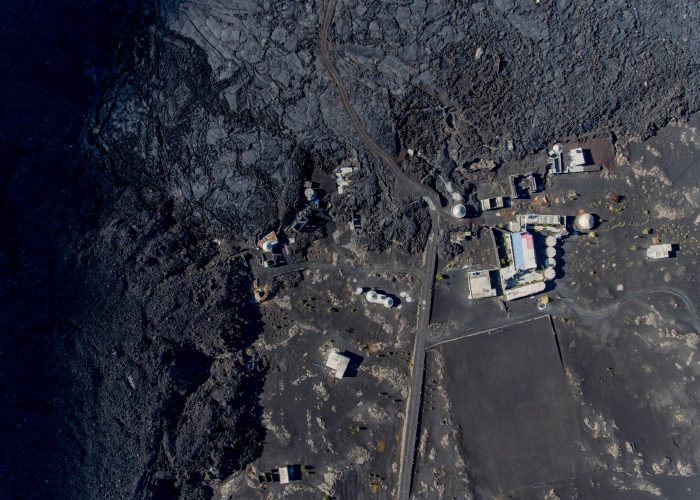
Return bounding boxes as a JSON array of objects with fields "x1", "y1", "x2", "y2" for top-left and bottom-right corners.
[
  {"x1": 547, "y1": 143, "x2": 601, "y2": 175},
  {"x1": 257, "y1": 464, "x2": 302, "y2": 486},
  {"x1": 466, "y1": 206, "x2": 599, "y2": 301},
  {"x1": 356, "y1": 287, "x2": 395, "y2": 308}
]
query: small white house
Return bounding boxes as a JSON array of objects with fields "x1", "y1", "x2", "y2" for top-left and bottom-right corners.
[
  {"x1": 568, "y1": 148, "x2": 587, "y2": 166},
  {"x1": 647, "y1": 244, "x2": 674, "y2": 260},
  {"x1": 326, "y1": 351, "x2": 351, "y2": 379}
]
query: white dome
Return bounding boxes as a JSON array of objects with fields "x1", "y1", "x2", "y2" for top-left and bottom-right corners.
[
  {"x1": 304, "y1": 188, "x2": 316, "y2": 200},
  {"x1": 553, "y1": 143, "x2": 563, "y2": 154},
  {"x1": 545, "y1": 247, "x2": 557, "y2": 258},
  {"x1": 576, "y1": 213, "x2": 595, "y2": 231},
  {"x1": 545, "y1": 257, "x2": 557, "y2": 268},
  {"x1": 366, "y1": 290, "x2": 378, "y2": 303},
  {"x1": 451, "y1": 204, "x2": 467, "y2": 218},
  {"x1": 543, "y1": 268, "x2": 556, "y2": 281},
  {"x1": 545, "y1": 236, "x2": 557, "y2": 247},
  {"x1": 383, "y1": 297, "x2": 394, "y2": 308},
  {"x1": 262, "y1": 241, "x2": 275, "y2": 252},
  {"x1": 355, "y1": 287, "x2": 364, "y2": 295}
]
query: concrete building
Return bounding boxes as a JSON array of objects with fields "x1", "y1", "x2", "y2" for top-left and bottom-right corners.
[
  {"x1": 467, "y1": 270, "x2": 497, "y2": 299},
  {"x1": 504, "y1": 281, "x2": 546, "y2": 301},
  {"x1": 517, "y1": 213, "x2": 565, "y2": 228},
  {"x1": 510, "y1": 232, "x2": 537, "y2": 270},
  {"x1": 481, "y1": 196, "x2": 507, "y2": 211},
  {"x1": 257, "y1": 231, "x2": 279, "y2": 252},
  {"x1": 568, "y1": 148, "x2": 587, "y2": 166},
  {"x1": 647, "y1": 243, "x2": 674, "y2": 260},
  {"x1": 326, "y1": 351, "x2": 351, "y2": 379},
  {"x1": 547, "y1": 144, "x2": 601, "y2": 174}
]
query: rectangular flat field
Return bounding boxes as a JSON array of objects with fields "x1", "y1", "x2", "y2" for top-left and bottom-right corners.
[{"x1": 431, "y1": 316, "x2": 583, "y2": 496}]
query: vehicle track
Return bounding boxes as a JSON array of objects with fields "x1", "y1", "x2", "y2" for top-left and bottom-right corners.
[{"x1": 319, "y1": 2, "x2": 440, "y2": 497}]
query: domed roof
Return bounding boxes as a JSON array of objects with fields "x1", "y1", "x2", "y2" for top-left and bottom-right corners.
[
  {"x1": 451, "y1": 204, "x2": 467, "y2": 218},
  {"x1": 366, "y1": 290, "x2": 378, "y2": 303},
  {"x1": 383, "y1": 297, "x2": 394, "y2": 308},
  {"x1": 576, "y1": 213, "x2": 595, "y2": 231}
]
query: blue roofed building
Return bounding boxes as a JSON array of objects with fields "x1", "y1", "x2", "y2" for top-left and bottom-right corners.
[{"x1": 510, "y1": 232, "x2": 537, "y2": 270}]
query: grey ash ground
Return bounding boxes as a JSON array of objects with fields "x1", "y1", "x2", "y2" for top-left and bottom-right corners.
[{"x1": 1, "y1": 1, "x2": 700, "y2": 499}]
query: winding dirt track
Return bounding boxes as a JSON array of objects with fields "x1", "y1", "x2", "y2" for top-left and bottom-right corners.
[{"x1": 320, "y1": 0, "x2": 437, "y2": 204}]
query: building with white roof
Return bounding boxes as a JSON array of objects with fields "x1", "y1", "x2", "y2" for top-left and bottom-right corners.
[
  {"x1": 326, "y1": 351, "x2": 351, "y2": 379},
  {"x1": 647, "y1": 244, "x2": 674, "y2": 260}
]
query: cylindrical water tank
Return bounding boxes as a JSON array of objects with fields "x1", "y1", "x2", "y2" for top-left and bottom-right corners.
[
  {"x1": 262, "y1": 241, "x2": 274, "y2": 252},
  {"x1": 366, "y1": 290, "x2": 378, "y2": 303},
  {"x1": 452, "y1": 204, "x2": 467, "y2": 218},
  {"x1": 543, "y1": 268, "x2": 556, "y2": 281},
  {"x1": 304, "y1": 188, "x2": 316, "y2": 200},
  {"x1": 545, "y1": 236, "x2": 557, "y2": 247},
  {"x1": 545, "y1": 247, "x2": 557, "y2": 258},
  {"x1": 546, "y1": 257, "x2": 557, "y2": 268},
  {"x1": 383, "y1": 297, "x2": 394, "y2": 308},
  {"x1": 355, "y1": 287, "x2": 364, "y2": 295},
  {"x1": 553, "y1": 143, "x2": 563, "y2": 154}
]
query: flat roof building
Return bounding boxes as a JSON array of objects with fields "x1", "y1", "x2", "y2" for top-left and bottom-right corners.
[
  {"x1": 568, "y1": 148, "x2": 587, "y2": 166},
  {"x1": 326, "y1": 351, "x2": 351, "y2": 379},
  {"x1": 517, "y1": 214, "x2": 565, "y2": 227},
  {"x1": 510, "y1": 232, "x2": 537, "y2": 270},
  {"x1": 467, "y1": 270, "x2": 497, "y2": 299},
  {"x1": 647, "y1": 243, "x2": 674, "y2": 260},
  {"x1": 504, "y1": 281, "x2": 546, "y2": 301}
]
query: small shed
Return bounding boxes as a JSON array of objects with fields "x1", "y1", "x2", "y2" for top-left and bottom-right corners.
[{"x1": 326, "y1": 351, "x2": 351, "y2": 379}]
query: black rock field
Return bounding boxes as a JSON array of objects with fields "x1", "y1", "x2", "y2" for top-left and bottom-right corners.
[{"x1": 1, "y1": 0, "x2": 698, "y2": 498}]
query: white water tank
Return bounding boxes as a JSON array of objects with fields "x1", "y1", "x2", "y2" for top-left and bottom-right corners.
[
  {"x1": 262, "y1": 241, "x2": 275, "y2": 252},
  {"x1": 383, "y1": 297, "x2": 394, "y2": 308},
  {"x1": 355, "y1": 287, "x2": 364, "y2": 295},
  {"x1": 546, "y1": 257, "x2": 557, "y2": 268},
  {"x1": 451, "y1": 204, "x2": 467, "y2": 218},
  {"x1": 543, "y1": 268, "x2": 556, "y2": 281},
  {"x1": 545, "y1": 236, "x2": 557, "y2": 247},
  {"x1": 304, "y1": 188, "x2": 316, "y2": 200},
  {"x1": 545, "y1": 247, "x2": 557, "y2": 258},
  {"x1": 575, "y1": 213, "x2": 595, "y2": 231},
  {"x1": 366, "y1": 290, "x2": 378, "y2": 303},
  {"x1": 553, "y1": 143, "x2": 563, "y2": 154}
]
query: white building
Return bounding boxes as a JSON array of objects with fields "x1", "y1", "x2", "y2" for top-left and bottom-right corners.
[
  {"x1": 647, "y1": 244, "x2": 674, "y2": 260},
  {"x1": 568, "y1": 148, "x2": 587, "y2": 166},
  {"x1": 326, "y1": 351, "x2": 351, "y2": 379},
  {"x1": 517, "y1": 213, "x2": 565, "y2": 227},
  {"x1": 504, "y1": 282, "x2": 546, "y2": 301}
]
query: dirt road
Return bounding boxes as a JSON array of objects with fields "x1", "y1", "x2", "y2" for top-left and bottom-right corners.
[{"x1": 319, "y1": 2, "x2": 439, "y2": 497}]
